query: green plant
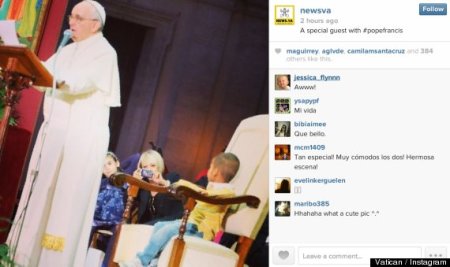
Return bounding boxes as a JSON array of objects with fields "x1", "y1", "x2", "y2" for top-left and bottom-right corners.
[
  {"x1": 0, "y1": 85, "x2": 19, "y2": 126},
  {"x1": 0, "y1": 243, "x2": 15, "y2": 267},
  {"x1": 0, "y1": 217, "x2": 15, "y2": 267}
]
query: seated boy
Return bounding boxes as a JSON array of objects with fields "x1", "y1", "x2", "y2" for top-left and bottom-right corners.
[{"x1": 119, "y1": 152, "x2": 240, "y2": 267}]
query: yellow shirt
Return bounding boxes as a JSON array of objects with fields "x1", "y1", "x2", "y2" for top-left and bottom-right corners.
[{"x1": 175, "y1": 179, "x2": 235, "y2": 240}]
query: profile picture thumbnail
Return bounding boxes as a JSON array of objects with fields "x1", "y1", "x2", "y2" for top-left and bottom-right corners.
[
  {"x1": 275, "y1": 144, "x2": 290, "y2": 160},
  {"x1": 275, "y1": 74, "x2": 291, "y2": 90},
  {"x1": 275, "y1": 177, "x2": 291, "y2": 193},
  {"x1": 275, "y1": 201, "x2": 291, "y2": 217},
  {"x1": 275, "y1": 121, "x2": 290, "y2": 137},
  {"x1": 275, "y1": 98, "x2": 290, "y2": 114}
]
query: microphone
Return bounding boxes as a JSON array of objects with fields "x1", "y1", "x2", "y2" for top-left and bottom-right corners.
[{"x1": 57, "y1": 29, "x2": 72, "y2": 50}]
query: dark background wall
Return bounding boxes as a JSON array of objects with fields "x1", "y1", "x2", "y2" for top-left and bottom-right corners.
[{"x1": 66, "y1": 0, "x2": 268, "y2": 179}]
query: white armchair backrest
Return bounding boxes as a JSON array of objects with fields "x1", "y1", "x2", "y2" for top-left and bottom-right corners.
[{"x1": 224, "y1": 114, "x2": 269, "y2": 239}]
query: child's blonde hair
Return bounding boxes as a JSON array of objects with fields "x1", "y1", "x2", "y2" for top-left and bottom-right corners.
[{"x1": 138, "y1": 149, "x2": 165, "y2": 173}]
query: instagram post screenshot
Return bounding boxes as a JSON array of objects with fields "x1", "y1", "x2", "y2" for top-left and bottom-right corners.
[
  {"x1": 0, "y1": 1, "x2": 268, "y2": 267},
  {"x1": 0, "y1": 0, "x2": 448, "y2": 267},
  {"x1": 270, "y1": 0, "x2": 449, "y2": 266}
]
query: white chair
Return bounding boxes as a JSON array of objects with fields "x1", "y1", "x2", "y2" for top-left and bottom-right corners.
[{"x1": 109, "y1": 114, "x2": 269, "y2": 267}]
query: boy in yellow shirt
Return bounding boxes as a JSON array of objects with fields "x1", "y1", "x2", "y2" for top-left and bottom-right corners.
[{"x1": 119, "y1": 152, "x2": 239, "y2": 267}]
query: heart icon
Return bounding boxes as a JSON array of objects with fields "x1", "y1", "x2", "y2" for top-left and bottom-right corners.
[
  {"x1": 275, "y1": 48, "x2": 281, "y2": 54},
  {"x1": 278, "y1": 250, "x2": 289, "y2": 259}
]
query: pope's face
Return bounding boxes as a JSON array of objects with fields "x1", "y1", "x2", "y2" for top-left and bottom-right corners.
[{"x1": 69, "y1": 2, "x2": 100, "y2": 42}]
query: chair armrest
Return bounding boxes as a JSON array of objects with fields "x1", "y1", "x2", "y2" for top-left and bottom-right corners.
[
  {"x1": 170, "y1": 185, "x2": 260, "y2": 209},
  {"x1": 110, "y1": 173, "x2": 260, "y2": 209}
]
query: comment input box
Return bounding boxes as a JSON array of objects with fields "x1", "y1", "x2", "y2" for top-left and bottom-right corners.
[{"x1": 298, "y1": 247, "x2": 422, "y2": 265}]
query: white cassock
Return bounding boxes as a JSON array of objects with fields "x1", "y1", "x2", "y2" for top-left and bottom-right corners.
[{"x1": 7, "y1": 32, "x2": 120, "y2": 267}]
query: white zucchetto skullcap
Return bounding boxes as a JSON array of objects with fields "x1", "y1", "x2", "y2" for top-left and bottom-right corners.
[{"x1": 84, "y1": 0, "x2": 106, "y2": 27}]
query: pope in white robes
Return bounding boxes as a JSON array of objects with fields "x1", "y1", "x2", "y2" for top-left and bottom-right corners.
[{"x1": 7, "y1": 1, "x2": 120, "y2": 266}]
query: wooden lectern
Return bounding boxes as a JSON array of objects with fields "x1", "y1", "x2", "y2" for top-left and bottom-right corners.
[{"x1": 0, "y1": 45, "x2": 52, "y2": 154}]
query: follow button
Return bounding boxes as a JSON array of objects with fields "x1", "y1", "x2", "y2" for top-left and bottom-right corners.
[{"x1": 419, "y1": 3, "x2": 447, "y2": 15}]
